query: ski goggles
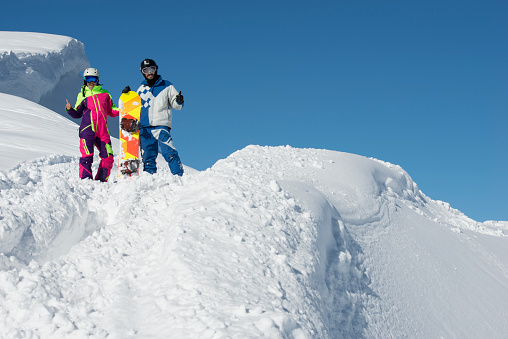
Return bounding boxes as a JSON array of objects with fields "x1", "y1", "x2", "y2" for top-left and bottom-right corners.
[
  {"x1": 141, "y1": 66, "x2": 157, "y2": 75},
  {"x1": 84, "y1": 76, "x2": 99, "y2": 83}
]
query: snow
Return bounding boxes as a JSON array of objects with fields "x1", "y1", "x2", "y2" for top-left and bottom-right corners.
[
  {"x1": 0, "y1": 93, "x2": 78, "y2": 171},
  {"x1": 0, "y1": 31, "x2": 90, "y2": 118},
  {"x1": 0, "y1": 32, "x2": 74, "y2": 56},
  {"x1": 1, "y1": 32, "x2": 508, "y2": 339}
]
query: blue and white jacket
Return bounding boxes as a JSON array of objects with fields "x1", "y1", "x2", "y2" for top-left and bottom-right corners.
[{"x1": 137, "y1": 76, "x2": 183, "y2": 129}]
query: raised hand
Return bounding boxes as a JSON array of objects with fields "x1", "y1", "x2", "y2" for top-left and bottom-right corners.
[{"x1": 176, "y1": 91, "x2": 184, "y2": 105}]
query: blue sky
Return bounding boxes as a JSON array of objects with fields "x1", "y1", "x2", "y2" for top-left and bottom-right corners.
[{"x1": 3, "y1": 0, "x2": 507, "y2": 222}]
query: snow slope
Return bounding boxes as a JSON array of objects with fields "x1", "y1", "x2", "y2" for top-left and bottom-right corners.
[
  {"x1": 0, "y1": 93, "x2": 78, "y2": 170},
  {"x1": 0, "y1": 93, "x2": 119, "y2": 172},
  {"x1": 0, "y1": 31, "x2": 90, "y2": 117},
  {"x1": 1, "y1": 144, "x2": 508, "y2": 338}
]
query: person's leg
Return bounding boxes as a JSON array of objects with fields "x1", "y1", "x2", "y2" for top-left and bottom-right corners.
[
  {"x1": 139, "y1": 127, "x2": 159, "y2": 174},
  {"x1": 95, "y1": 137, "x2": 115, "y2": 182},
  {"x1": 152, "y1": 127, "x2": 184, "y2": 176},
  {"x1": 79, "y1": 131, "x2": 95, "y2": 180}
]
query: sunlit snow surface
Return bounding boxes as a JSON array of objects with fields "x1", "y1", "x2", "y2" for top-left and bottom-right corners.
[
  {"x1": 1, "y1": 144, "x2": 508, "y2": 338},
  {"x1": 0, "y1": 94, "x2": 78, "y2": 170},
  {"x1": 0, "y1": 32, "x2": 73, "y2": 56}
]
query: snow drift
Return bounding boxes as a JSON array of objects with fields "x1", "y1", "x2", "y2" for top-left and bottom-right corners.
[
  {"x1": 1, "y1": 144, "x2": 508, "y2": 338},
  {"x1": 0, "y1": 31, "x2": 90, "y2": 117}
]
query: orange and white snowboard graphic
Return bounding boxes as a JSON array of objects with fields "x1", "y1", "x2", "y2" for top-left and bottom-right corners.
[{"x1": 117, "y1": 91, "x2": 141, "y2": 182}]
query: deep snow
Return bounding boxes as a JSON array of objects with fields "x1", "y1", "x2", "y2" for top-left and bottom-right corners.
[
  {"x1": 2, "y1": 140, "x2": 508, "y2": 338},
  {"x1": 1, "y1": 32, "x2": 508, "y2": 339}
]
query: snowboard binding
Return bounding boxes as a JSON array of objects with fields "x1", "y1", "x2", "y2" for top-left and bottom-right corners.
[
  {"x1": 120, "y1": 159, "x2": 140, "y2": 175},
  {"x1": 121, "y1": 118, "x2": 140, "y2": 133}
]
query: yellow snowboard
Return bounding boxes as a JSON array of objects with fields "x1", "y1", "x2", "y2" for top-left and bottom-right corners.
[{"x1": 117, "y1": 91, "x2": 141, "y2": 181}]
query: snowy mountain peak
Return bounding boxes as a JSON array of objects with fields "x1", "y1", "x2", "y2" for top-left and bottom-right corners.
[
  {"x1": 0, "y1": 32, "x2": 76, "y2": 56},
  {"x1": 0, "y1": 31, "x2": 90, "y2": 115}
]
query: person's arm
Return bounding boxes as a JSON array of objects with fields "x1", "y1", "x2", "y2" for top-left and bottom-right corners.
[
  {"x1": 106, "y1": 95, "x2": 119, "y2": 117},
  {"x1": 108, "y1": 93, "x2": 120, "y2": 111},
  {"x1": 169, "y1": 85, "x2": 184, "y2": 110},
  {"x1": 66, "y1": 99, "x2": 84, "y2": 119}
]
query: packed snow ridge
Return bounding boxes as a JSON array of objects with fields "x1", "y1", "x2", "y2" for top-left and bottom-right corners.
[
  {"x1": 1, "y1": 144, "x2": 508, "y2": 338},
  {"x1": 0, "y1": 31, "x2": 90, "y2": 116}
]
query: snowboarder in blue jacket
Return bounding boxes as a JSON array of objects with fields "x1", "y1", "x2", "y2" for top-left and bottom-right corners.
[{"x1": 124, "y1": 59, "x2": 184, "y2": 176}]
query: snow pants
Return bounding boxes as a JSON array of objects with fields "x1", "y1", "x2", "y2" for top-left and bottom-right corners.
[
  {"x1": 79, "y1": 127, "x2": 114, "y2": 182},
  {"x1": 139, "y1": 126, "x2": 183, "y2": 176}
]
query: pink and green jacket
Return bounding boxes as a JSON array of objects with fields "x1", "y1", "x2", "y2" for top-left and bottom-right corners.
[
  {"x1": 67, "y1": 86, "x2": 119, "y2": 140},
  {"x1": 72, "y1": 84, "x2": 118, "y2": 110}
]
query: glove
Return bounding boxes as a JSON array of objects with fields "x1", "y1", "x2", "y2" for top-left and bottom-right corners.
[
  {"x1": 176, "y1": 91, "x2": 184, "y2": 105},
  {"x1": 122, "y1": 86, "x2": 131, "y2": 94},
  {"x1": 121, "y1": 118, "x2": 140, "y2": 133}
]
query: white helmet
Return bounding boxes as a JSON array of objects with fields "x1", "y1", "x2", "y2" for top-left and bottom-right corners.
[{"x1": 83, "y1": 67, "x2": 100, "y2": 77}]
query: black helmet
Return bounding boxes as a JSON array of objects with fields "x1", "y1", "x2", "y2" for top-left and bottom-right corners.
[{"x1": 140, "y1": 59, "x2": 158, "y2": 72}]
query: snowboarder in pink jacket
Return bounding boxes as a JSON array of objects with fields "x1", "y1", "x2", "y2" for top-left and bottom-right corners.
[{"x1": 65, "y1": 68, "x2": 119, "y2": 182}]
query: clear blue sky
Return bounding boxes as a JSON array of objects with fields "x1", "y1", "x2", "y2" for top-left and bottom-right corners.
[{"x1": 3, "y1": 0, "x2": 507, "y2": 222}]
